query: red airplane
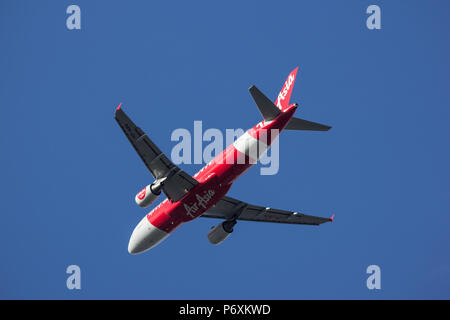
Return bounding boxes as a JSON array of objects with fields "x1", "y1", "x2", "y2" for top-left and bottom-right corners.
[{"x1": 115, "y1": 67, "x2": 333, "y2": 254}]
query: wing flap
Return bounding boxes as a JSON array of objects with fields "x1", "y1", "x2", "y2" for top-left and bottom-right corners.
[
  {"x1": 133, "y1": 134, "x2": 171, "y2": 179},
  {"x1": 202, "y1": 196, "x2": 331, "y2": 226},
  {"x1": 115, "y1": 105, "x2": 198, "y2": 202}
]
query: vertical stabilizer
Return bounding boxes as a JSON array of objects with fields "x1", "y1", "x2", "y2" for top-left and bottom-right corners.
[{"x1": 275, "y1": 67, "x2": 299, "y2": 111}]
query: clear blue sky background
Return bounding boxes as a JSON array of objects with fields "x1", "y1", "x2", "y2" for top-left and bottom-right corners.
[{"x1": 1, "y1": 0, "x2": 449, "y2": 299}]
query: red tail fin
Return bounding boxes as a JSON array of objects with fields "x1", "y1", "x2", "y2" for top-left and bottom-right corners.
[{"x1": 275, "y1": 67, "x2": 299, "y2": 111}]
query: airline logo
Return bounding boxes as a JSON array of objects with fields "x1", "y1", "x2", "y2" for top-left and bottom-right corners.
[
  {"x1": 184, "y1": 189, "x2": 216, "y2": 218},
  {"x1": 137, "y1": 188, "x2": 146, "y2": 200},
  {"x1": 276, "y1": 70, "x2": 297, "y2": 110}
]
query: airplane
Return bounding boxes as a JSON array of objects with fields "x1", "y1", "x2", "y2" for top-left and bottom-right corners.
[{"x1": 115, "y1": 67, "x2": 333, "y2": 254}]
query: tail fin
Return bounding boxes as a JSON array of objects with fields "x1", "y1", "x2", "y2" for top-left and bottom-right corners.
[
  {"x1": 249, "y1": 67, "x2": 331, "y2": 131},
  {"x1": 276, "y1": 67, "x2": 299, "y2": 111},
  {"x1": 248, "y1": 67, "x2": 299, "y2": 121}
]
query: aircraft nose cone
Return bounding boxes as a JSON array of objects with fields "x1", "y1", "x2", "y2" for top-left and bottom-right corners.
[
  {"x1": 127, "y1": 237, "x2": 141, "y2": 255},
  {"x1": 128, "y1": 219, "x2": 148, "y2": 255},
  {"x1": 127, "y1": 216, "x2": 170, "y2": 255},
  {"x1": 128, "y1": 244, "x2": 137, "y2": 254}
]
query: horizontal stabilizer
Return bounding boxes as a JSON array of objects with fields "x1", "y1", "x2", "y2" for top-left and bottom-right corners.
[
  {"x1": 285, "y1": 117, "x2": 331, "y2": 131},
  {"x1": 249, "y1": 85, "x2": 281, "y2": 121}
]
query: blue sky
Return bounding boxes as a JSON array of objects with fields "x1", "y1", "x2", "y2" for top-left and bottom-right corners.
[{"x1": 1, "y1": 0, "x2": 449, "y2": 299}]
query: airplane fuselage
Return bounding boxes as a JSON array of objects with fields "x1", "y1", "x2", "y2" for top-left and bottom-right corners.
[{"x1": 127, "y1": 105, "x2": 297, "y2": 254}]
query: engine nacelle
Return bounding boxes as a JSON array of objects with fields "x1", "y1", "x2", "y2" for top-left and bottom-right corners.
[
  {"x1": 135, "y1": 178, "x2": 166, "y2": 208},
  {"x1": 207, "y1": 220, "x2": 236, "y2": 245}
]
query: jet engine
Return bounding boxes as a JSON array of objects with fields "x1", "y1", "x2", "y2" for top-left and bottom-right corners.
[
  {"x1": 207, "y1": 220, "x2": 237, "y2": 245},
  {"x1": 135, "y1": 178, "x2": 166, "y2": 208}
]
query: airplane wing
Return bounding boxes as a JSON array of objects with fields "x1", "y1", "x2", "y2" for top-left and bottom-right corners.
[
  {"x1": 115, "y1": 104, "x2": 198, "y2": 202},
  {"x1": 201, "y1": 196, "x2": 332, "y2": 225}
]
